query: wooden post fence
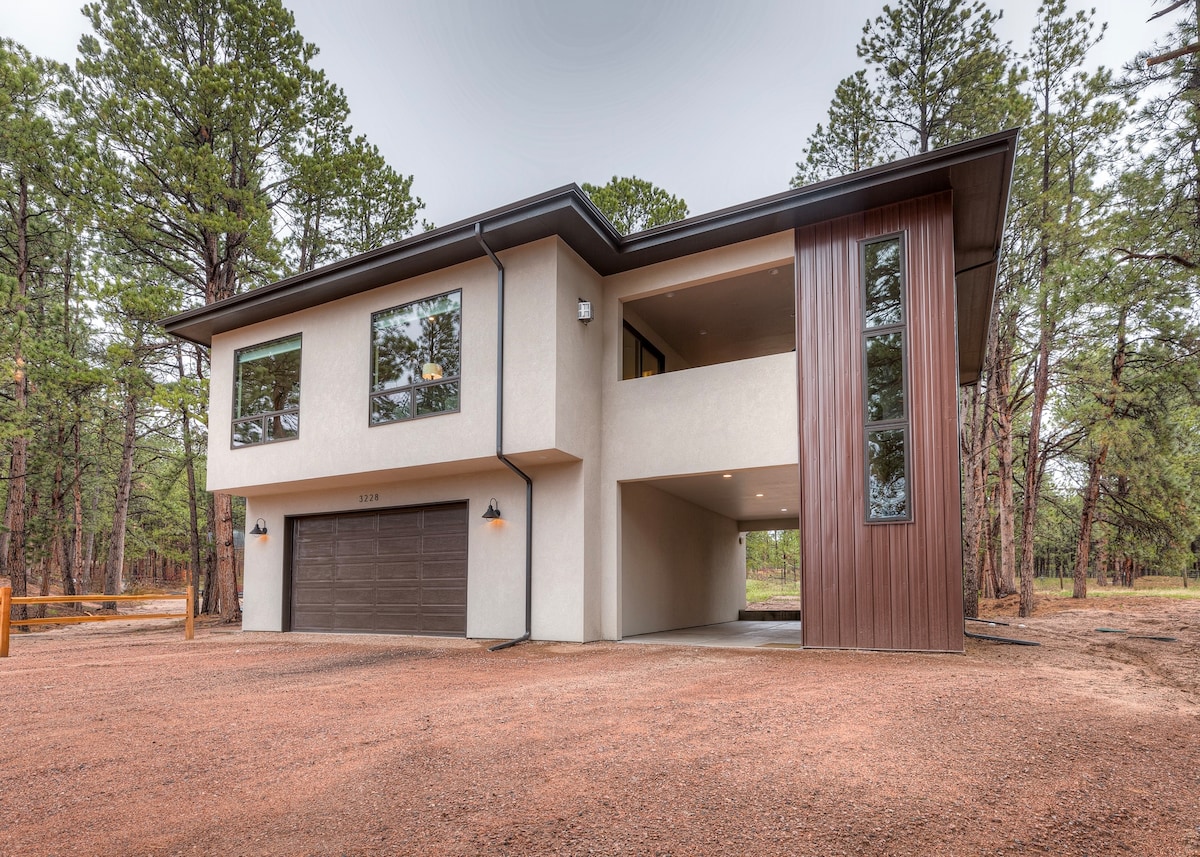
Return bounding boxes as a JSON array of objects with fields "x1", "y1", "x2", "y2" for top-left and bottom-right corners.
[{"x1": 0, "y1": 586, "x2": 194, "y2": 657}]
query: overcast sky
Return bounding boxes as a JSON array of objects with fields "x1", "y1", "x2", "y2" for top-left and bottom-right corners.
[{"x1": 2, "y1": 0, "x2": 1170, "y2": 228}]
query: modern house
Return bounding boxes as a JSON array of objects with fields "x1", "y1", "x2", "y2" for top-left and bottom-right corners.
[{"x1": 164, "y1": 129, "x2": 1016, "y2": 653}]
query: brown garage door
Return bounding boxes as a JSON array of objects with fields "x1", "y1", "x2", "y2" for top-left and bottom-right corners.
[{"x1": 290, "y1": 503, "x2": 467, "y2": 635}]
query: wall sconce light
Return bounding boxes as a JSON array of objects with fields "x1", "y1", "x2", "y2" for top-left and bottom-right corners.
[
  {"x1": 421, "y1": 362, "x2": 444, "y2": 380},
  {"x1": 481, "y1": 499, "x2": 501, "y2": 521},
  {"x1": 577, "y1": 299, "x2": 593, "y2": 324},
  {"x1": 249, "y1": 518, "x2": 268, "y2": 536}
]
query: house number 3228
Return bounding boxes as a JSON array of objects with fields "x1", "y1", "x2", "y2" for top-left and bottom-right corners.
[{"x1": 358, "y1": 493, "x2": 380, "y2": 503}]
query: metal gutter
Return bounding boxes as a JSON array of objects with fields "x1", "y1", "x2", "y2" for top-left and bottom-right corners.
[{"x1": 476, "y1": 223, "x2": 534, "y2": 652}]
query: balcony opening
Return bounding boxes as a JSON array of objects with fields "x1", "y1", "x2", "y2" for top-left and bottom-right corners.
[{"x1": 620, "y1": 262, "x2": 796, "y2": 378}]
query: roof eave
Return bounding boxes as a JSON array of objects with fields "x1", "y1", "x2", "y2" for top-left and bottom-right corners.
[{"x1": 163, "y1": 128, "x2": 1018, "y2": 355}]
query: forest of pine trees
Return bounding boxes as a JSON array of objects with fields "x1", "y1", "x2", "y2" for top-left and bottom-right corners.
[{"x1": 2, "y1": 0, "x2": 1197, "y2": 624}]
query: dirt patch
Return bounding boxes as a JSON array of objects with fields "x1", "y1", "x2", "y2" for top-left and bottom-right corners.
[{"x1": 2, "y1": 597, "x2": 1199, "y2": 856}]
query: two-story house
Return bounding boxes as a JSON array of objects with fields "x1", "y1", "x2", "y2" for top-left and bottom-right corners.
[{"x1": 164, "y1": 129, "x2": 1016, "y2": 653}]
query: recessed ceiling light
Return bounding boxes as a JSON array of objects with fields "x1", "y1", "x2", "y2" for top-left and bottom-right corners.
[
  {"x1": 722, "y1": 474, "x2": 732, "y2": 479},
  {"x1": 756, "y1": 493, "x2": 764, "y2": 497},
  {"x1": 699, "y1": 329, "x2": 708, "y2": 335},
  {"x1": 780, "y1": 508, "x2": 788, "y2": 512}
]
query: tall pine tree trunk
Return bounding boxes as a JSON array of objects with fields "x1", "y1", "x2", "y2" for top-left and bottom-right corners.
[
  {"x1": 2, "y1": 173, "x2": 31, "y2": 623},
  {"x1": 103, "y1": 389, "x2": 139, "y2": 609},
  {"x1": 1072, "y1": 308, "x2": 1128, "y2": 599},
  {"x1": 177, "y1": 345, "x2": 203, "y2": 615}
]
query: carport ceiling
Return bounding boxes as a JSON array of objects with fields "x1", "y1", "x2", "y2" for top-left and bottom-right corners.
[{"x1": 633, "y1": 465, "x2": 800, "y2": 524}]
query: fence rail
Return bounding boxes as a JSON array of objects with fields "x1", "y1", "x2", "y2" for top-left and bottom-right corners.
[{"x1": 0, "y1": 586, "x2": 194, "y2": 657}]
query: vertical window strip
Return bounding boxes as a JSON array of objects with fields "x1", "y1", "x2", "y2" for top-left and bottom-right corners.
[{"x1": 861, "y1": 234, "x2": 911, "y2": 522}]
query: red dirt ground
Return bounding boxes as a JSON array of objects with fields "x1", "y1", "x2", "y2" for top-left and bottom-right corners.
[{"x1": 1, "y1": 595, "x2": 1198, "y2": 856}]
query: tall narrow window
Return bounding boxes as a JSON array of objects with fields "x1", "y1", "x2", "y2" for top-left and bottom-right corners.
[
  {"x1": 233, "y1": 334, "x2": 302, "y2": 447},
  {"x1": 371, "y1": 290, "x2": 461, "y2": 425},
  {"x1": 621, "y1": 321, "x2": 665, "y2": 379},
  {"x1": 861, "y1": 235, "x2": 910, "y2": 521}
]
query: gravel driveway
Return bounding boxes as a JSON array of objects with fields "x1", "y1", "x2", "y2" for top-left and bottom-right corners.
[{"x1": 1, "y1": 597, "x2": 1197, "y2": 856}]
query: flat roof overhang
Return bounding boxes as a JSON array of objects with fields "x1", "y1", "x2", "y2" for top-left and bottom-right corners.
[{"x1": 163, "y1": 129, "x2": 1017, "y2": 383}]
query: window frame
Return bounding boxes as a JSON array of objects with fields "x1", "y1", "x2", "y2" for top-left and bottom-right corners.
[
  {"x1": 621, "y1": 320, "x2": 665, "y2": 380},
  {"x1": 859, "y1": 232, "x2": 913, "y2": 523},
  {"x1": 368, "y1": 288, "x2": 462, "y2": 426},
  {"x1": 231, "y1": 332, "x2": 303, "y2": 449}
]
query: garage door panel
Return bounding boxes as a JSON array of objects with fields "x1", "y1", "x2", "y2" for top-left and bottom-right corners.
[
  {"x1": 423, "y1": 559, "x2": 467, "y2": 579},
  {"x1": 376, "y1": 508, "x2": 422, "y2": 528},
  {"x1": 420, "y1": 610, "x2": 466, "y2": 634},
  {"x1": 334, "y1": 537, "x2": 378, "y2": 558},
  {"x1": 422, "y1": 586, "x2": 466, "y2": 607},
  {"x1": 291, "y1": 504, "x2": 467, "y2": 636},
  {"x1": 376, "y1": 535, "x2": 423, "y2": 556},
  {"x1": 422, "y1": 505, "x2": 468, "y2": 529},
  {"x1": 294, "y1": 538, "x2": 334, "y2": 561},
  {"x1": 422, "y1": 533, "x2": 467, "y2": 554},
  {"x1": 334, "y1": 516, "x2": 379, "y2": 535},
  {"x1": 293, "y1": 561, "x2": 334, "y2": 582},
  {"x1": 375, "y1": 581, "x2": 420, "y2": 601},
  {"x1": 333, "y1": 608, "x2": 382, "y2": 632},
  {"x1": 335, "y1": 584, "x2": 381, "y2": 606},
  {"x1": 376, "y1": 561, "x2": 420, "y2": 580},
  {"x1": 373, "y1": 605, "x2": 420, "y2": 629},
  {"x1": 293, "y1": 582, "x2": 333, "y2": 605}
]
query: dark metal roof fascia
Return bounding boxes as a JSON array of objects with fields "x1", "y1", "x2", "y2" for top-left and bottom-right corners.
[{"x1": 162, "y1": 128, "x2": 1018, "y2": 346}]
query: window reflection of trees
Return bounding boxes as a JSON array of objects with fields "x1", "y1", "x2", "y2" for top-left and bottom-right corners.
[
  {"x1": 371, "y1": 291, "x2": 461, "y2": 424},
  {"x1": 867, "y1": 429, "x2": 907, "y2": 518},
  {"x1": 861, "y1": 234, "x2": 908, "y2": 521},
  {"x1": 863, "y1": 240, "x2": 902, "y2": 327},
  {"x1": 865, "y1": 332, "x2": 904, "y2": 422},
  {"x1": 233, "y1": 336, "x2": 301, "y2": 446}
]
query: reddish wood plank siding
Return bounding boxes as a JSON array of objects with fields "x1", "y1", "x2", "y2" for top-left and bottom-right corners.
[{"x1": 797, "y1": 192, "x2": 964, "y2": 652}]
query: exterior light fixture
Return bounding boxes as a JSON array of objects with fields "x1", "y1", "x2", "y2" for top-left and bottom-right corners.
[
  {"x1": 482, "y1": 498, "x2": 501, "y2": 521},
  {"x1": 421, "y1": 362, "x2": 444, "y2": 380},
  {"x1": 249, "y1": 518, "x2": 268, "y2": 536},
  {"x1": 577, "y1": 299, "x2": 593, "y2": 324}
]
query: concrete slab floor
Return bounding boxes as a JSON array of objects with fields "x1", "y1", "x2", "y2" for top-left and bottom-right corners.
[{"x1": 621, "y1": 620, "x2": 803, "y2": 649}]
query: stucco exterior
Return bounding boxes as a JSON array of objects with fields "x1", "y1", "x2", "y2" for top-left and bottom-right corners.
[{"x1": 167, "y1": 131, "x2": 1017, "y2": 651}]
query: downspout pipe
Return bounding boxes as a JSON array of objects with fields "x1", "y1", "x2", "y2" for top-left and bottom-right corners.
[{"x1": 476, "y1": 223, "x2": 533, "y2": 652}]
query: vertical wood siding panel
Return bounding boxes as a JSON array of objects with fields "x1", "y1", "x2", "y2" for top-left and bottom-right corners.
[
  {"x1": 796, "y1": 227, "x2": 816, "y2": 645},
  {"x1": 798, "y1": 224, "x2": 828, "y2": 647},
  {"x1": 934, "y1": 197, "x2": 965, "y2": 651},
  {"x1": 910, "y1": 197, "x2": 934, "y2": 652},
  {"x1": 834, "y1": 215, "x2": 859, "y2": 648},
  {"x1": 797, "y1": 192, "x2": 963, "y2": 651},
  {"x1": 842, "y1": 215, "x2": 873, "y2": 650},
  {"x1": 816, "y1": 220, "x2": 843, "y2": 647}
]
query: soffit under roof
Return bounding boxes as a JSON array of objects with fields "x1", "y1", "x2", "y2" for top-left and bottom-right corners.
[{"x1": 163, "y1": 129, "x2": 1017, "y2": 381}]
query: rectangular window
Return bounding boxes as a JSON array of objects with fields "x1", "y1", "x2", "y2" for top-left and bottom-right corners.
[
  {"x1": 233, "y1": 334, "x2": 302, "y2": 447},
  {"x1": 621, "y1": 321, "x2": 665, "y2": 380},
  {"x1": 371, "y1": 290, "x2": 461, "y2": 425},
  {"x1": 861, "y1": 235, "x2": 910, "y2": 521}
]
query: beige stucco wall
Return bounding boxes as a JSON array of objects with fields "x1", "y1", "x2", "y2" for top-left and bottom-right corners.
[
  {"x1": 243, "y1": 459, "x2": 599, "y2": 641},
  {"x1": 215, "y1": 227, "x2": 800, "y2": 643},
  {"x1": 620, "y1": 482, "x2": 745, "y2": 637},
  {"x1": 597, "y1": 231, "x2": 798, "y2": 639},
  {"x1": 208, "y1": 239, "x2": 572, "y2": 497}
]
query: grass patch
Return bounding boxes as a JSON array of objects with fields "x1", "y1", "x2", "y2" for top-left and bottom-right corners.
[
  {"x1": 1033, "y1": 575, "x2": 1199, "y2": 599},
  {"x1": 746, "y1": 577, "x2": 801, "y2": 602}
]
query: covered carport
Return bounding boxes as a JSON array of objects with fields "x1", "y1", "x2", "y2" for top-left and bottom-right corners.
[{"x1": 619, "y1": 463, "x2": 800, "y2": 643}]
